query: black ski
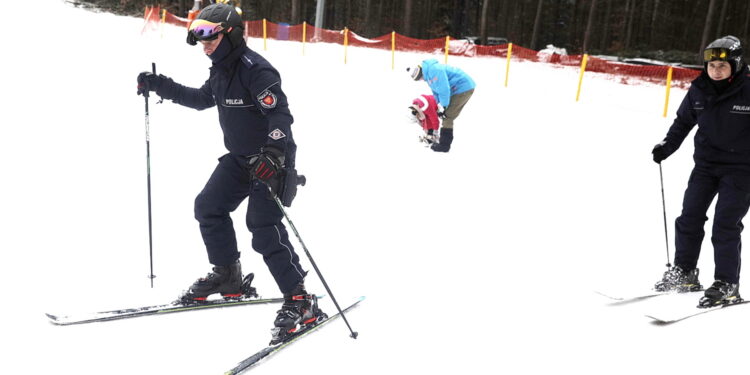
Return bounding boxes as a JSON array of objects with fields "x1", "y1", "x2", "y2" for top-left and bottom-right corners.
[
  {"x1": 46, "y1": 295, "x2": 286, "y2": 326},
  {"x1": 223, "y1": 296, "x2": 365, "y2": 375}
]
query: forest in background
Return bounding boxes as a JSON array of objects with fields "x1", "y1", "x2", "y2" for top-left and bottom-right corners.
[{"x1": 72, "y1": 0, "x2": 750, "y2": 66}]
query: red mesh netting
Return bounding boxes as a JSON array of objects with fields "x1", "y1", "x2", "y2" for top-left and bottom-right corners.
[{"x1": 145, "y1": 7, "x2": 701, "y2": 88}]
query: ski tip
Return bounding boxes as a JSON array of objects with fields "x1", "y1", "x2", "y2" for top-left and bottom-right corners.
[
  {"x1": 45, "y1": 313, "x2": 67, "y2": 325},
  {"x1": 645, "y1": 315, "x2": 673, "y2": 325},
  {"x1": 594, "y1": 291, "x2": 623, "y2": 300}
]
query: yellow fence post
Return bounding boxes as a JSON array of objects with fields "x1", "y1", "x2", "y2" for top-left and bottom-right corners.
[
  {"x1": 504, "y1": 43, "x2": 513, "y2": 87},
  {"x1": 391, "y1": 31, "x2": 396, "y2": 70},
  {"x1": 663, "y1": 66, "x2": 674, "y2": 117},
  {"x1": 263, "y1": 18, "x2": 267, "y2": 51},
  {"x1": 344, "y1": 27, "x2": 349, "y2": 64},
  {"x1": 160, "y1": 9, "x2": 166, "y2": 38},
  {"x1": 302, "y1": 21, "x2": 307, "y2": 56},
  {"x1": 444, "y1": 36, "x2": 450, "y2": 63},
  {"x1": 575, "y1": 54, "x2": 589, "y2": 102}
]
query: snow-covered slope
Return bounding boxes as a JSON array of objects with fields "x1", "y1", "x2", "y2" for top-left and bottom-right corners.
[{"x1": 3, "y1": 2, "x2": 749, "y2": 374}]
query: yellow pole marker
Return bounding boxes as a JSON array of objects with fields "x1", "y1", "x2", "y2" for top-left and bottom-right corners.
[
  {"x1": 504, "y1": 43, "x2": 513, "y2": 87},
  {"x1": 576, "y1": 54, "x2": 589, "y2": 102},
  {"x1": 391, "y1": 31, "x2": 396, "y2": 70},
  {"x1": 344, "y1": 27, "x2": 349, "y2": 64},
  {"x1": 160, "y1": 9, "x2": 166, "y2": 38},
  {"x1": 444, "y1": 36, "x2": 450, "y2": 63},
  {"x1": 302, "y1": 22, "x2": 307, "y2": 56},
  {"x1": 263, "y1": 19, "x2": 267, "y2": 51},
  {"x1": 663, "y1": 66, "x2": 673, "y2": 117}
]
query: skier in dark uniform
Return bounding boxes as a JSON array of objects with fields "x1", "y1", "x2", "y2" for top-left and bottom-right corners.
[
  {"x1": 652, "y1": 35, "x2": 750, "y2": 307},
  {"x1": 136, "y1": 3, "x2": 324, "y2": 343}
]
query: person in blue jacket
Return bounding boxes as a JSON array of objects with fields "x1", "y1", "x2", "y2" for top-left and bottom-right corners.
[
  {"x1": 652, "y1": 35, "x2": 750, "y2": 308},
  {"x1": 407, "y1": 59, "x2": 476, "y2": 152},
  {"x1": 136, "y1": 3, "x2": 323, "y2": 344}
]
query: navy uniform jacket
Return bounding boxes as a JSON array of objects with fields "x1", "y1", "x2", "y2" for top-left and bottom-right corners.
[
  {"x1": 663, "y1": 65, "x2": 750, "y2": 170},
  {"x1": 155, "y1": 46, "x2": 296, "y2": 165}
]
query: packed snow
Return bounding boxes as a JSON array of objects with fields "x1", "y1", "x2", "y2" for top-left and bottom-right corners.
[{"x1": 4, "y1": 1, "x2": 750, "y2": 374}]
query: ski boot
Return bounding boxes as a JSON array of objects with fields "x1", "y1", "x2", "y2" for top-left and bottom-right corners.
[
  {"x1": 179, "y1": 260, "x2": 257, "y2": 304},
  {"x1": 654, "y1": 265, "x2": 702, "y2": 292},
  {"x1": 270, "y1": 284, "x2": 326, "y2": 345},
  {"x1": 698, "y1": 280, "x2": 742, "y2": 308},
  {"x1": 431, "y1": 128, "x2": 452, "y2": 152}
]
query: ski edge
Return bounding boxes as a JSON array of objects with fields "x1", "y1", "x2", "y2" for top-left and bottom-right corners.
[
  {"x1": 645, "y1": 299, "x2": 750, "y2": 324},
  {"x1": 45, "y1": 296, "x2": 287, "y2": 326}
]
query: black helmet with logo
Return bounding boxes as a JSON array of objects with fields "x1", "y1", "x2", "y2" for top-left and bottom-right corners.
[
  {"x1": 186, "y1": 3, "x2": 245, "y2": 48},
  {"x1": 703, "y1": 35, "x2": 744, "y2": 75}
]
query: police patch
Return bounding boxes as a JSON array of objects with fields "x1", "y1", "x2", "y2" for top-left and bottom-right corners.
[
  {"x1": 268, "y1": 128, "x2": 286, "y2": 140},
  {"x1": 258, "y1": 90, "x2": 277, "y2": 109}
]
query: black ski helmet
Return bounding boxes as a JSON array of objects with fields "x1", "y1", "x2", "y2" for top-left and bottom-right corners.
[
  {"x1": 186, "y1": 3, "x2": 245, "y2": 48},
  {"x1": 703, "y1": 35, "x2": 744, "y2": 75}
]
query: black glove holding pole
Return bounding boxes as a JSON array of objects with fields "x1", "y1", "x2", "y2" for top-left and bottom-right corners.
[
  {"x1": 247, "y1": 146, "x2": 286, "y2": 196},
  {"x1": 652, "y1": 141, "x2": 674, "y2": 164},
  {"x1": 137, "y1": 72, "x2": 165, "y2": 96}
]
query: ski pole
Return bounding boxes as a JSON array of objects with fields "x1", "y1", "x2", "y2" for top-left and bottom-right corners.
[
  {"x1": 658, "y1": 163, "x2": 671, "y2": 268},
  {"x1": 144, "y1": 62, "x2": 157, "y2": 287},
  {"x1": 270, "y1": 185, "x2": 359, "y2": 340}
]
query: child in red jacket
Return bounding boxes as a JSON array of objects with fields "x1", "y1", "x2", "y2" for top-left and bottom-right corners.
[{"x1": 409, "y1": 94, "x2": 440, "y2": 145}]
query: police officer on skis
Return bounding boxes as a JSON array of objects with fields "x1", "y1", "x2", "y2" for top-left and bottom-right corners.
[
  {"x1": 136, "y1": 3, "x2": 324, "y2": 344},
  {"x1": 653, "y1": 35, "x2": 750, "y2": 308}
]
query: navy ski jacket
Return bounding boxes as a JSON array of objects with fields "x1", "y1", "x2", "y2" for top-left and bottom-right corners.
[
  {"x1": 154, "y1": 45, "x2": 296, "y2": 164},
  {"x1": 663, "y1": 65, "x2": 750, "y2": 169}
]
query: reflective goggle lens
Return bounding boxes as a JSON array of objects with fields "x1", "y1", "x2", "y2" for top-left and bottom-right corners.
[
  {"x1": 189, "y1": 19, "x2": 225, "y2": 41},
  {"x1": 704, "y1": 48, "x2": 729, "y2": 62}
]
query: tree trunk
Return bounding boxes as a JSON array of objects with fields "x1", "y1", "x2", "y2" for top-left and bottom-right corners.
[
  {"x1": 582, "y1": 0, "x2": 597, "y2": 53},
  {"x1": 700, "y1": 0, "x2": 718, "y2": 55},
  {"x1": 716, "y1": 0, "x2": 729, "y2": 36},
  {"x1": 291, "y1": 0, "x2": 300, "y2": 24},
  {"x1": 530, "y1": 0, "x2": 544, "y2": 49},
  {"x1": 376, "y1": 0, "x2": 384, "y2": 35},
  {"x1": 403, "y1": 0, "x2": 413, "y2": 36},
  {"x1": 625, "y1": 0, "x2": 636, "y2": 49},
  {"x1": 599, "y1": 0, "x2": 612, "y2": 51},
  {"x1": 650, "y1": 0, "x2": 660, "y2": 47},
  {"x1": 480, "y1": 0, "x2": 491, "y2": 45},
  {"x1": 364, "y1": 0, "x2": 373, "y2": 36}
]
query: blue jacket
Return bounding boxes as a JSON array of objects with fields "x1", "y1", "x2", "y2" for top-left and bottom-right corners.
[
  {"x1": 155, "y1": 45, "x2": 296, "y2": 164},
  {"x1": 421, "y1": 58, "x2": 476, "y2": 108},
  {"x1": 663, "y1": 65, "x2": 750, "y2": 169}
]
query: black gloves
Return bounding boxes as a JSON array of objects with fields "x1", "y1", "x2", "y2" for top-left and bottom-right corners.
[
  {"x1": 248, "y1": 146, "x2": 286, "y2": 195},
  {"x1": 652, "y1": 141, "x2": 671, "y2": 164},
  {"x1": 437, "y1": 104, "x2": 446, "y2": 119},
  {"x1": 137, "y1": 72, "x2": 164, "y2": 96}
]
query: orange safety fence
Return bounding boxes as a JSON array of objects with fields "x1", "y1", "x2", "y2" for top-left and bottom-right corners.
[{"x1": 145, "y1": 7, "x2": 701, "y2": 89}]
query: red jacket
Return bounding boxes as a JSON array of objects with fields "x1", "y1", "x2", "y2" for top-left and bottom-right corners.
[{"x1": 410, "y1": 94, "x2": 439, "y2": 131}]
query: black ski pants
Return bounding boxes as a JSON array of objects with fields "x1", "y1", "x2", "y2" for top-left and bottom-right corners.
[
  {"x1": 194, "y1": 153, "x2": 306, "y2": 294},
  {"x1": 674, "y1": 164, "x2": 750, "y2": 284}
]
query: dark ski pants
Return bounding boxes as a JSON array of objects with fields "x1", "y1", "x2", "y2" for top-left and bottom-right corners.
[
  {"x1": 674, "y1": 165, "x2": 750, "y2": 284},
  {"x1": 194, "y1": 154, "x2": 306, "y2": 294},
  {"x1": 441, "y1": 89, "x2": 473, "y2": 129}
]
